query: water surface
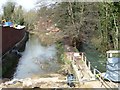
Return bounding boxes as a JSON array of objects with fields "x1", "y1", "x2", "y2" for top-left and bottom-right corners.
[{"x1": 14, "y1": 35, "x2": 60, "y2": 79}]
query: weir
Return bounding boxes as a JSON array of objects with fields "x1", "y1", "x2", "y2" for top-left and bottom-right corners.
[
  {"x1": 0, "y1": 50, "x2": 119, "y2": 88},
  {"x1": 13, "y1": 35, "x2": 60, "y2": 79},
  {"x1": 0, "y1": 33, "x2": 119, "y2": 88}
]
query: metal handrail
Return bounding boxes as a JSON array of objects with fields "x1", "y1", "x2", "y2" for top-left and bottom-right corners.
[
  {"x1": 81, "y1": 52, "x2": 118, "y2": 88},
  {"x1": 65, "y1": 52, "x2": 118, "y2": 88}
]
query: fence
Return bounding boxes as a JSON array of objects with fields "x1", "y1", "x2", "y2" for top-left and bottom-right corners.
[
  {"x1": 65, "y1": 52, "x2": 118, "y2": 88},
  {"x1": 80, "y1": 52, "x2": 118, "y2": 89}
]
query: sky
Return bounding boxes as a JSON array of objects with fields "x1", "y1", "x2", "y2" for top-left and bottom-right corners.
[
  {"x1": 0, "y1": 0, "x2": 56, "y2": 14},
  {"x1": 0, "y1": 0, "x2": 38, "y2": 14}
]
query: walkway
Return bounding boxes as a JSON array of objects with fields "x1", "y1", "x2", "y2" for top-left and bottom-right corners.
[
  {"x1": 65, "y1": 52, "x2": 104, "y2": 88},
  {"x1": 65, "y1": 51, "x2": 119, "y2": 89}
]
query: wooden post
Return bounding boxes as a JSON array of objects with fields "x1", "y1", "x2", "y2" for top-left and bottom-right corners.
[
  {"x1": 93, "y1": 69, "x2": 96, "y2": 75},
  {"x1": 110, "y1": 53, "x2": 112, "y2": 58}
]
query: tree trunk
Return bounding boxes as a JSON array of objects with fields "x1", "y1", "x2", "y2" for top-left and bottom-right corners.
[{"x1": 112, "y1": 13, "x2": 119, "y2": 50}]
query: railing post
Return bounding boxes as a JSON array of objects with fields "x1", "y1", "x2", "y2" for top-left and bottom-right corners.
[
  {"x1": 110, "y1": 53, "x2": 112, "y2": 58},
  {"x1": 84, "y1": 56, "x2": 87, "y2": 65},
  {"x1": 81, "y1": 53, "x2": 84, "y2": 61},
  {"x1": 93, "y1": 69, "x2": 96, "y2": 75},
  {"x1": 93, "y1": 68, "x2": 96, "y2": 79},
  {"x1": 88, "y1": 62, "x2": 91, "y2": 70}
]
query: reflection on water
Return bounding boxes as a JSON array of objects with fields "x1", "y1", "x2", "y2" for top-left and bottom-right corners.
[{"x1": 13, "y1": 35, "x2": 60, "y2": 79}]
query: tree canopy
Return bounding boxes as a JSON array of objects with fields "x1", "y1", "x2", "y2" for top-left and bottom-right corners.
[{"x1": 1, "y1": 1, "x2": 120, "y2": 53}]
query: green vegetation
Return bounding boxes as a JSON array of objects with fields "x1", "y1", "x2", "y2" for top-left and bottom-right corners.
[
  {"x1": 97, "y1": 2, "x2": 120, "y2": 52},
  {"x1": 2, "y1": 2, "x2": 119, "y2": 54},
  {"x1": 53, "y1": 2, "x2": 120, "y2": 53},
  {"x1": 2, "y1": 2, "x2": 24, "y2": 25},
  {"x1": 1, "y1": 1, "x2": 120, "y2": 72},
  {"x1": 56, "y1": 42, "x2": 65, "y2": 64},
  {"x1": 2, "y1": 2, "x2": 16, "y2": 21},
  {"x1": 1, "y1": 1, "x2": 37, "y2": 30},
  {"x1": 112, "y1": 53, "x2": 120, "y2": 58},
  {"x1": 56, "y1": 41, "x2": 71, "y2": 64}
]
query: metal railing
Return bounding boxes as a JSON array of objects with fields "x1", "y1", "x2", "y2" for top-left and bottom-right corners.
[
  {"x1": 65, "y1": 52, "x2": 118, "y2": 88},
  {"x1": 80, "y1": 52, "x2": 118, "y2": 89}
]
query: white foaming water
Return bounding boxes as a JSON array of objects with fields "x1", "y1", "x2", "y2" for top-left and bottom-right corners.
[{"x1": 13, "y1": 35, "x2": 59, "y2": 79}]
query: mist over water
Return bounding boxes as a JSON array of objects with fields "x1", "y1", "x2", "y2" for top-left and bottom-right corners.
[{"x1": 13, "y1": 35, "x2": 60, "y2": 79}]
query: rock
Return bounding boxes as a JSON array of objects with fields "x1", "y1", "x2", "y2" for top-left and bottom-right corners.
[
  {"x1": 2, "y1": 78, "x2": 10, "y2": 83},
  {"x1": 0, "y1": 79, "x2": 2, "y2": 84},
  {"x1": 22, "y1": 78, "x2": 32, "y2": 87}
]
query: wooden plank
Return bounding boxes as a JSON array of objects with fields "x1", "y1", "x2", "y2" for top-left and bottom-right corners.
[{"x1": 106, "y1": 50, "x2": 120, "y2": 54}]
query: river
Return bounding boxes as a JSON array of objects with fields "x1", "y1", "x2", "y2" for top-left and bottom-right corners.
[{"x1": 13, "y1": 35, "x2": 60, "y2": 79}]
